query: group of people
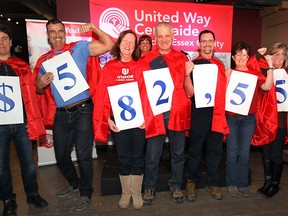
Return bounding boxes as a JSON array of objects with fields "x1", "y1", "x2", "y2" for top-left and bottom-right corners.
[{"x1": 0, "y1": 16, "x2": 287, "y2": 216}]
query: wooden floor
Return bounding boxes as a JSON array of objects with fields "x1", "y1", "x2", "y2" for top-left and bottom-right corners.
[{"x1": 2, "y1": 145, "x2": 288, "y2": 216}]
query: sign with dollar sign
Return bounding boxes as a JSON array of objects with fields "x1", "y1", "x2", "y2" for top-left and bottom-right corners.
[{"x1": 0, "y1": 76, "x2": 24, "y2": 125}]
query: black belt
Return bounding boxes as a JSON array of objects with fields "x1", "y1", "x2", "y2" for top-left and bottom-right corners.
[{"x1": 57, "y1": 98, "x2": 92, "y2": 112}]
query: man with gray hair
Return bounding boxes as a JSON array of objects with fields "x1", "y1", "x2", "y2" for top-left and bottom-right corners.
[{"x1": 142, "y1": 22, "x2": 191, "y2": 205}]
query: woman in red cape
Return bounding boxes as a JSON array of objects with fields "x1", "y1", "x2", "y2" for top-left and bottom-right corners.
[{"x1": 254, "y1": 43, "x2": 288, "y2": 198}]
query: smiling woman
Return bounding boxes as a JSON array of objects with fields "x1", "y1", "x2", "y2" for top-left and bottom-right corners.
[{"x1": 94, "y1": 29, "x2": 157, "y2": 210}]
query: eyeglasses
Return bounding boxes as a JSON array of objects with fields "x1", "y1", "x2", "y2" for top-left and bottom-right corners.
[
  {"x1": 200, "y1": 39, "x2": 215, "y2": 44},
  {"x1": 273, "y1": 52, "x2": 286, "y2": 58}
]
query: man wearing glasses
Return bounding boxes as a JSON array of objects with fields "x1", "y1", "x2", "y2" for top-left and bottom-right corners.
[{"x1": 184, "y1": 30, "x2": 229, "y2": 202}]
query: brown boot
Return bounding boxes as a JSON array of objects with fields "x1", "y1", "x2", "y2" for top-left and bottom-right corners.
[
  {"x1": 119, "y1": 175, "x2": 131, "y2": 209},
  {"x1": 131, "y1": 175, "x2": 143, "y2": 209}
]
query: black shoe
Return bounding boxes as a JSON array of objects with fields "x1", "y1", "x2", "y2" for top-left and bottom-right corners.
[
  {"x1": 263, "y1": 182, "x2": 280, "y2": 198},
  {"x1": 257, "y1": 177, "x2": 271, "y2": 194},
  {"x1": 3, "y1": 199, "x2": 17, "y2": 216},
  {"x1": 27, "y1": 192, "x2": 48, "y2": 209}
]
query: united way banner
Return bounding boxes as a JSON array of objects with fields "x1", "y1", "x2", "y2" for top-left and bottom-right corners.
[{"x1": 89, "y1": 0, "x2": 233, "y2": 68}]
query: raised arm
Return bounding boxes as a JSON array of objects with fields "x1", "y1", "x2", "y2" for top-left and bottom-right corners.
[
  {"x1": 184, "y1": 61, "x2": 194, "y2": 98},
  {"x1": 261, "y1": 54, "x2": 274, "y2": 91},
  {"x1": 81, "y1": 23, "x2": 115, "y2": 56}
]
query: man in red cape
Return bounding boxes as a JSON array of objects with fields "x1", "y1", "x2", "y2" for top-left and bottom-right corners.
[
  {"x1": 184, "y1": 30, "x2": 229, "y2": 202},
  {"x1": 0, "y1": 23, "x2": 48, "y2": 216},
  {"x1": 141, "y1": 22, "x2": 191, "y2": 205},
  {"x1": 34, "y1": 19, "x2": 114, "y2": 211}
]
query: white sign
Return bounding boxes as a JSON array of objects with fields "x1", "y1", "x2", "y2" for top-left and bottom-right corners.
[
  {"x1": 42, "y1": 51, "x2": 89, "y2": 102},
  {"x1": 225, "y1": 70, "x2": 257, "y2": 115},
  {"x1": 107, "y1": 82, "x2": 144, "y2": 131},
  {"x1": 273, "y1": 68, "x2": 288, "y2": 112},
  {"x1": 193, "y1": 64, "x2": 218, "y2": 108},
  {"x1": 0, "y1": 76, "x2": 24, "y2": 125},
  {"x1": 143, "y1": 67, "x2": 174, "y2": 115}
]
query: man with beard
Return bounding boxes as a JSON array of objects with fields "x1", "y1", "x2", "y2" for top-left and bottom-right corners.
[{"x1": 184, "y1": 30, "x2": 229, "y2": 202}]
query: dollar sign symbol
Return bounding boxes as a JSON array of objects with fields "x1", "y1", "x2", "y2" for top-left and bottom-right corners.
[{"x1": 0, "y1": 83, "x2": 15, "y2": 112}]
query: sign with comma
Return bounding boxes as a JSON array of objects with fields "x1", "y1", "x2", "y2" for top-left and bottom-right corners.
[{"x1": 193, "y1": 64, "x2": 218, "y2": 108}]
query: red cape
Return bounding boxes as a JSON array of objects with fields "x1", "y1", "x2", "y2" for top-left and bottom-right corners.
[
  {"x1": 142, "y1": 49, "x2": 191, "y2": 132},
  {"x1": 248, "y1": 55, "x2": 278, "y2": 146},
  {"x1": 1, "y1": 56, "x2": 46, "y2": 140},
  {"x1": 193, "y1": 55, "x2": 230, "y2": 135},
  {"x1": 93, "y1": 58, "x2": 165, "y2": 142}
]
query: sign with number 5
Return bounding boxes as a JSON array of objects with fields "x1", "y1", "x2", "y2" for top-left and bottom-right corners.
[
  {"x1": 107, "y1": 82, "x2": 144, "y2": 131},
  {"x1": 273, "y1": 69, "x2": 288, "y2": 112},
  {"x1": 225, "y1": 70, "x2": 257, "y2": 115},
  {"x1": 42, "y1": 51, "x2": 89, "y2": 102}
]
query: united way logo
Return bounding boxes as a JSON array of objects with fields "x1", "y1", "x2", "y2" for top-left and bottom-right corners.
[{"x1": 99, "y1": 8, "x2": 130, "y2": 39}]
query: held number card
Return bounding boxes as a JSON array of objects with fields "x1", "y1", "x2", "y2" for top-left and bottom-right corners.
[
  {"x1": 193, "y1": 64, "x2": 218, "y2": 108},
  {"x1": 42, "y1": 51, "x2": 89, "y2": 102},
  {"x1": 225, "y1": 70, "x2": 257, "y2": 115},
  {"x1": 107, "y1": 82, "x2": 144, "y2": 131},
  {"x1": 273, "y1": 68, "x2": 288, "y2": 112},
  {"x1": 0, "y1": 76, "x2": 24, "y2": 125},
  {"x1": 143, "y1": 67, "x2": 174, "y2": 116}
]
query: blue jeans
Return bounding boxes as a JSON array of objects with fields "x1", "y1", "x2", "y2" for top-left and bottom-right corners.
[
  {"x1": 111, "y1": 128, "x2": 146, "y2": 175},
  {"x1": 225, "y1": 114, "x2": 256, "y2": 188},
  {"x1": 143, "y1": 118, "x2": 186, "y2": 190},
  {"x1": 0, "y1": 122, "x2": 38, "y2": 200},
  {"x1": 53, "y1": 102, "x2": 94, "y2": 198}
]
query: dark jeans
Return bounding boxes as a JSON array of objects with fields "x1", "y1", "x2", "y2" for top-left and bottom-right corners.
[
  {"x1": 0, "y1": 122, "x2": 38, "y2": 200},
  {"x1": 111, "y1": 128, "x2": 146, "y2": 175},
  {"x1": 225, "y1": 114, "x2": 256, "y2": 188},
  {"x1": 262, "y1": 127, "x2": 286, "y2": 164},
  {"x1": 53, "y1": 102, "x2": 94, "y2": 198},
  {"x1": 143, "y1": 118, "x2": 186, "y2": 189},
  {"x1": 186, "y1": 106, "x2": 223, "y2": 186}
]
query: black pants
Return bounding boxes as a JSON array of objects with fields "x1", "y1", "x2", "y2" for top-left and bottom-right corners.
[
  {"x1": 186, "y1": 106, "x2": 223, "y2": 186},
  {"x1": 112, "y1": 128, "x2": 146, "y2": 175}
]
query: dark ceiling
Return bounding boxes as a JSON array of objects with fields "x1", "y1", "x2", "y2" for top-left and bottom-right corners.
[{"x1": 0, "y1": 0, "x2": 56, "y2": 25}]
